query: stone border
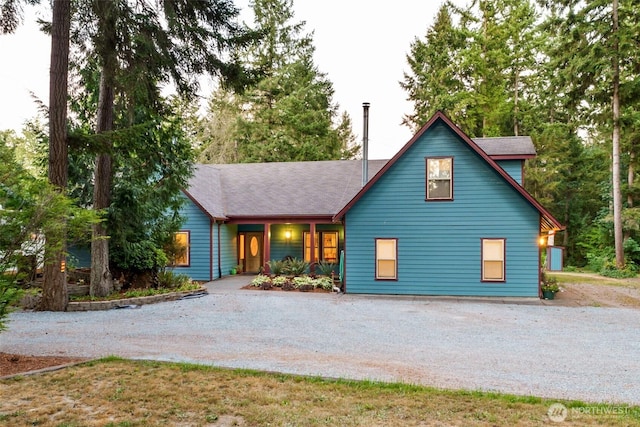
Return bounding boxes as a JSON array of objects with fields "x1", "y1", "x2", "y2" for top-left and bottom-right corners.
[{"x1": 66, "y1": 287, "x2": 208, "y2": 311}]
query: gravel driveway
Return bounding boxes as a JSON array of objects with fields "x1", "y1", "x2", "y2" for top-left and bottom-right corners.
[{"x1": 3, "y1": 276, "x2": 639, "y2": 405}]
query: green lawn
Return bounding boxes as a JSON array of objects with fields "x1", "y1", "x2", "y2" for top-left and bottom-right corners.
[{"x1": 1, "y1": 357, "x2": 638, "y2": 426}]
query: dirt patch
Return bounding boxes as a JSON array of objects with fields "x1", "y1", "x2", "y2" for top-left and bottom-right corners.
[
  {"x1": 0, "y1": 352, "x2": 87, "y2": 377},
  {"x1": 543, "y1": 272, "x2": 640, "y2": 308}
]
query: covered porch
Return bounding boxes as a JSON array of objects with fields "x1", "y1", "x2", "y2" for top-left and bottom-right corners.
[{"x1": 232, "y1": 219, "x2": 344, "y2": 275}]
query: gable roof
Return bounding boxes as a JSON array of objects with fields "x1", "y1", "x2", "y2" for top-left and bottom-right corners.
[
  {"x1": 333, "y1": 111, "x2": 564, "y2": 232},
  {"x1": 183, "y1": 160, "x2": 387, "y2": 221},
  {"x1": 473, "y1": 136, "x2": 536, "y2": 160}
]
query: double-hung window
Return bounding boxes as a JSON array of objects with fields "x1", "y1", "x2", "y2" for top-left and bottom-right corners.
[
  {"x1": 426, "y1": 157, "x2": 453, "y2": 200},
  {"x1": 375, "y1": 238, "x2": 397, "y2": 280},
  {"x1": 482, "y1": 238, "x2": 505, "y2": 281}
]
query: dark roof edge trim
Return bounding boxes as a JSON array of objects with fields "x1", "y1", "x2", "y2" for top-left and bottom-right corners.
[
  {"x1": 227, "y1": 215, "x2": 340, "y2": 225},
  {"x1": 490, "y1": 154, "x2": 536, "y2": 160},
  {"x1": 333, "y1": 111, "x2": 564, "y2": 231},
  {"x1": 181, "y1": 189, "x2": 228, "y2": 222}
]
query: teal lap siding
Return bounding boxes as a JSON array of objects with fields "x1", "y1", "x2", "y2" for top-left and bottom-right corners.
[
  {"x1": 171, "y1": 197, "x2": 212, "y2": 281},
  {"x1": 344, "y1": 122, "x2": 540, "y2": 297},
  {"x1": 220, "y1": 224, "x2": 238, "y2": 276}
]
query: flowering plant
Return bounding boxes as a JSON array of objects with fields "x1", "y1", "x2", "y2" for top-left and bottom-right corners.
[{"x1": 540, "y1": 273, "x2": 560, "y2": 292}]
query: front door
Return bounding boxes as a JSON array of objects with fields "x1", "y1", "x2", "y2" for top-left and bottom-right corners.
[{"x1": 242, "y1": 232, "x2": 263, "y2": 273}]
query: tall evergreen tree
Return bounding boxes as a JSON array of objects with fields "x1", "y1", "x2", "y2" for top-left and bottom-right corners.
[
  {"x1": 67, "y1": 0, "x2": 252, "y2": 296},
  {"x1": 401, "y1": 4, "x2": 468, "y2": 132},
  {"x1": 540, "y1": 0, "x2": 640, "y2": 268},
  {"x1": 1, "y1": 0, "x2": 72, "y2": 310},
  {"x1": 403, "y1": 0, "x2": 541, "y2": 137},
  {"x1": 228, "y1": 0, "x2": 357, "y2": 163}
]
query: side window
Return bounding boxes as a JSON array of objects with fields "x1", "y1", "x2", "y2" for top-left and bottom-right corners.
[
  {"x1": 172, "y1": 231, "x2": 190, "y2": 267},
  {"x1": 322, "y1": 232, "x2": 338, "y2": 263},
  {"x1": 426, "y1": 157, "x2": 453, "y2": 200},
  {"x1": 375, "y1": 238, "x2": 397, "y2": 280},
  {"x1": 482, "y1": 238, "x2": 505, "y2": 281}
]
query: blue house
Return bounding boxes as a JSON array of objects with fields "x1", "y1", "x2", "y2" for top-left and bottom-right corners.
[{"x1": 175, "y1": 111, "x2": 563, "y2": 298}]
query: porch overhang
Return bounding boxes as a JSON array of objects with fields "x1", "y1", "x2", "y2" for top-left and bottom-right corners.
[{"x1": 225, "y1": 215, "x2": 342, "y2": 225}]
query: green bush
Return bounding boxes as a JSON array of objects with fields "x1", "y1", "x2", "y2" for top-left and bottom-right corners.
[
  {"x1": 600, "y1": 261, "x2": 637, "y2": 278},
  {"x1": 250, "y1": 274, "x2": 272, "y2": 287},
  {"x1": 293, "y1": 275, "x2": 315, "y2": 289},
  {"x1": 0, "y1": 275, "x2": 23, "y2": 332},
  {"x1": 283, "y1": 258, "x2": 309, "y2": 276},
  {"x1": 157, "y1": 271, "x2": 192, "y2": 289},
  {"x1": 315, "y1": 260, "x2": 336, "y2": 276},
  {"x1": 314, "y1": 276, "x2": 334, "y2": 290},
  {"x1": 267, "y1": 259, "x2": 286, "y2": 275},
  {"x1": 112, "y1": 241, "x2": 168, "y2": 273},
  {"x1": 586, "y1": 252, "x2": 609, "y2": 273}
]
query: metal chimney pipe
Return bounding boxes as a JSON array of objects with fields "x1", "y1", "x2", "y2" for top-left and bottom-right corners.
[{"x1": 362, "y1": 102, "x2": 370, "y2": 187}]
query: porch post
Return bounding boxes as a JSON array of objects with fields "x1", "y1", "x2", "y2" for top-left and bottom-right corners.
[
  {"x1": 264, "y1": 223, "x2": 271, "y2": 274},
  {"x1": 309, "y1": 222, "x2": 316, "y2": 274}
]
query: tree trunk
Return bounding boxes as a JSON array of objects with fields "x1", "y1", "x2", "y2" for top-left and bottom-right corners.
[
  {"x1": 513, "y1": 69, "x2": 519, "y2": 136},
  {"x1": 612, "y1": 0, "x2": 624, "y2": 268},
  {"x1": 90, "y1": 73, "x2": 115, "y2": 297},
  {"x1": 40, "y1": 0, "x2": 71, "y2": 311},
  {"x1": 90, "y1": 1, "x2": 118, "y2": 297},
  {"x1": 628, "y1": 152, "x2": 634, "y2": 208}
]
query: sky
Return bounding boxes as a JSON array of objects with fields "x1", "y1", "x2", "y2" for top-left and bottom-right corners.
[{"x1": 0, "y1": 1, "x2": 461, "y2": 160}]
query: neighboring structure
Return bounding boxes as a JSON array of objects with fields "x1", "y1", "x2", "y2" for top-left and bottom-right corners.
[{"x1": 175, "y1": 111, "x2": 563, "y2": 297}]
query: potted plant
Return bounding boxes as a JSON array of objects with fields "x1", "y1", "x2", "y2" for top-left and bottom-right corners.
[{"x1": 541, "y1": 275, "x2": 560, "y2": 300}]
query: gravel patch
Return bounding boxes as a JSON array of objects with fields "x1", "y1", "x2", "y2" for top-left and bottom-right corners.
[{"x1": 3, "y1": 280, "x2": 639, "y2": 405}]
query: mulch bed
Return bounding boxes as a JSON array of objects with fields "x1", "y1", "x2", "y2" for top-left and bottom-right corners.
[
  {"x1": 241, "y1": 284, "x2": 332, "y2": 293},
  {"x1": 0, "y1": 352, "x2": 87, "y2": 377}
]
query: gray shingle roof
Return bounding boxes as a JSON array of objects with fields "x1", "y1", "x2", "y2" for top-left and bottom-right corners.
[
  {"x1": 185, "y1": 160, "x2": 387, "y2": 220},
  {"x1": 185, "y1": 136, "x2": 537, "y2": 221},
  {"x1": 473, "y1": 136, "x2": 536, "y2": 157}
]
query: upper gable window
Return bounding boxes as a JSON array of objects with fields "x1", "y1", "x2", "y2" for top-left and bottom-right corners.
[{"x1": 426, "y1": 157, "x2": 453, "y2": 200}]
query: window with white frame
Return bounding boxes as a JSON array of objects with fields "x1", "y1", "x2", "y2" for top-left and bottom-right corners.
[
  {"x1": 426, "y1": 157, "x2": 453, "y2": 200},
  {"x1": 482, "y1": 238, "x2": 505, "y2": 281},
  {"x1": 375, "y1": 238, "x2": 397, "y2": 280}
]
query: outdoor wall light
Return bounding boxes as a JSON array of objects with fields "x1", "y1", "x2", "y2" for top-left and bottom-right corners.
[
  {"x1": 285, "y1": 230, "x2": 292, "y2": 241},
  {"x1": 539, "y1": 236, "x2": 547, "y2": 247}
]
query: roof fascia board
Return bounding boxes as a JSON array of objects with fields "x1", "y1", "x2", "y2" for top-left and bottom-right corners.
[
  {"x1": 333, "y1": 111, "x2": 564, "y2": 231},
  {"x1": 181, "y1": 189, "x2": 228, "y2": 222},
  {"x1": 227, "y1": 215, "x2": 339, "y2": 225}
]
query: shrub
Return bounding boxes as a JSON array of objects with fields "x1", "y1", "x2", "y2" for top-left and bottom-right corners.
[
  {"x1": 600, "y1": 261, "x2": 637, "y2": 278},
  {"x1": 250, "y1": 274, "x2": 272, "y2": 287},
  {"x1": 271, "y1": 276, "x2": 289, "y2": 287},
  {"x1": 283, "y1": 258, "x2": 309, "y2": 276},
  {"x1": 586, "y1": 252, "x2": 609, "y2": 273},
  {"x1": 267, "y1": 259, "x2": 286, "y2": 275},
  {"x1": 315, "y1": 260, "x2": 336, "y2": 276},
  {"x1": 314, "y1": 276, "x2": 334, "y2": 291},
  {"x1": 293, "y1": 275, "x2": 315, "y2": 289},
  {"x1": 157, "y1": 271, "x2": 192, "y2": 289}
]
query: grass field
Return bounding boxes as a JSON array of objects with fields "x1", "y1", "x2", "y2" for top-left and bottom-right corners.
[{"x1": 1, "y1": 357, "x2": 639, "y2": 426}]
